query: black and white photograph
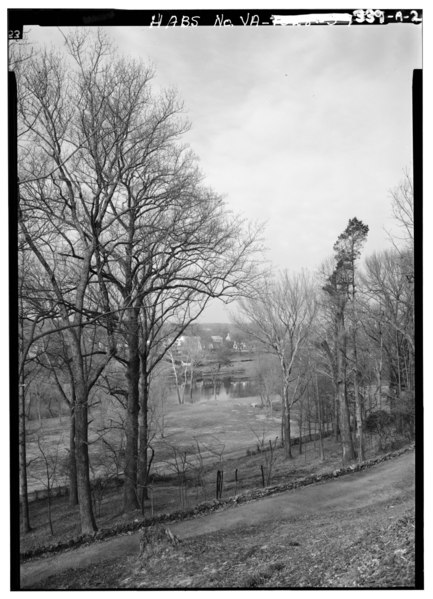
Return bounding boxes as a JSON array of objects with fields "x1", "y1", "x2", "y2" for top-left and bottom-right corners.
[{"x1": 9, "y1": 5, "x2": 422, "y2": 590}]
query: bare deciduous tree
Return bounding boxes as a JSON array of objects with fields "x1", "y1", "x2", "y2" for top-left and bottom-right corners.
[
  {"x1": 389, "y1": 170, "x2": 414, "y2": 250},
  {"x1": 17, "y1": 31, "x2": 137, "y2": 533},
  {"x1": 237, "y1": 271, "x2": 317, "y2": 458},
  {"x1": 254, "y1": 353, "x2": 281, "y2": 416}
]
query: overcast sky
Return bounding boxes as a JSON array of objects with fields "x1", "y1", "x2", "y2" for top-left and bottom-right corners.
[{"x1": 26, "y1": 22, "x2": 421, "y2": 322}]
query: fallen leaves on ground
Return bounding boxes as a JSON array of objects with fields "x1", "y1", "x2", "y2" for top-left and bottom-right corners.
[{"x1": 37, "y1": 495, "x2": 415, "y2": 590}]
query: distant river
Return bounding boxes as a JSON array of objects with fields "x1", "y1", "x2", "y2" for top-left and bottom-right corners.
[{"x1": 174, "y1": 377, "x2": 260, "y2": 403}]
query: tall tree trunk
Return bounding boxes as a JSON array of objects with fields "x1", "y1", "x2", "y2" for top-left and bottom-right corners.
[
  {"x1": 280, "y1": 399, "x2": 285, "y2": 447},
  {"x1": 123, "y1": 312, "x2": 140, "y2": 512},
  {"x1": 315, "y1": 374, "x2": 325, "y2": 462},
  {"x1": 396, "y1": 332, "x2": 402, "y2": 397},
  {"x1": 320, "y1": 340, "x2": 339, "y2": 441},
  {"x1": 336, "y1": 314, "x2": 355, "y2": 464},
  {"x1": 298, "y1": 410, "x2": 303, "y2": 455},
  {"x1": 74, "y1": 390, "x2": 97, "y2": 533},
  {"x1": 48, "y1": 314, "x2": 97, "y2": 533},
  {"x1": 138, "y1": 355, "x2": 149, "y2": 508},
  {"x1": 16, "y1": 70, "x2": 30, "y2": 533},
  {"x1": 333, "y1": 386, "x2": 339, "y2": 441},
  {"x1": 351, "y1": 281, "x2": 365, "y2": 462},
  {"x1": 69, "y1": 404, "x2": 78, "y2": 506},
  {"x1": 353, "y1": 367, "x2": 364, "y2": 462},
  {"x1": 189, "y1": 365, "x2": 194, "y2": 401},
  {"x1": 283, "y1": 385, "x2": 293, "y2": 459},
  {"x1": 19, "y1": 237, "x2": 31, "y2": 532},
  {"x1": 376, "y1": 329, "x2": 383, "y2": 409},
  {"x1": 169, "y1": 353, "x2": 183, "y2": 405},
  {"x1": 19, "y1": 379, "x2": 31, "y2": 533},
  {"x1": 44, "y1": 460, "x2": 54, "y2": 536}
]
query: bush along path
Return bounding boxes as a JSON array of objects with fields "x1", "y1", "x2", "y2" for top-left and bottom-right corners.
[{"x1": 21, "y1": 443, "x2": 415, "y2": 563}]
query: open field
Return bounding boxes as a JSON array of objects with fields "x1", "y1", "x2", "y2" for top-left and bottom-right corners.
[
  {"x1": 25, "y1": 354, "x2": 281, "y2": 492},
  {"x1": 26, "y1": 388, "x2": 287, "y2": 494}
]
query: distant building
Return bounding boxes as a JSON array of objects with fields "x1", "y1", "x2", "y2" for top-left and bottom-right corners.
[
  {"x1": 233, "y1": 340, "x2": 248, "y2": 352},
  {"x1": 175, "y1": 335, "x2": 203, "y2": 353}
]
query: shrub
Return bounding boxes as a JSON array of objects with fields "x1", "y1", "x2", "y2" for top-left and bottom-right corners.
[
  {"x1": 364, "y1": 410, "x2": 397, "y2": 450},
  {"x1": 365, "y1": 393, "x2": 415, "y2": 450}
]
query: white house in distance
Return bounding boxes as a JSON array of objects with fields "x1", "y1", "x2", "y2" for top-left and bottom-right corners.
[{"x1": 175, "y1": 335, "x2": 203, "y2": 353}]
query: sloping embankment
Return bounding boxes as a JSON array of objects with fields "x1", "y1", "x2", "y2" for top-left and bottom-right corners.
[{"x1": 21, "y1": 443, "x2": 415, "y2": 562}]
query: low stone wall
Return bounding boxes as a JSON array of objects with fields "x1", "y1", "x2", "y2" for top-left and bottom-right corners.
[
  {"x1": 20, "y1": 443, "x2": 415, "y2": 562},
  {"x1": 27, "y1": 486, "x2": 69, "y2": 504},
  {"x1": 25, "y1": 476, "x2": 124, "y2": 505},
  {"x1": 234, "y1": 442, "x2": 415, "y2": 503}
]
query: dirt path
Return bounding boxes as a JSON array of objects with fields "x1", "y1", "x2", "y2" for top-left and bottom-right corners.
[{"x1": 20, "y1": 451, "x2": 415, "y2": 589}]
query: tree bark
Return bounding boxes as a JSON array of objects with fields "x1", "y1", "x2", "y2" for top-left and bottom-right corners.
[
  {"x1": 320, "y1": 340, "x2": 339, "y2": 441},
  {"x1": 138, "y1": 355, "x2": 149, "y2": 509},
  {"x1": 280, "y1": 399, "x2": 285, "y2": 447},
  {"x1": 315, "y1": 374, "x2": 325, "y2": 462},
  {"x1": 169, "y1": 352, "x2": 184, "y2": 405},
  {"x1": 353, "y1": 360, "x2": 365, "y2": 462},
  {"x1": 189, "y1": 364, "x2": 194, "y2": 401},
  {"x1": 74, "y1": 392, "x2": 97, "y2": 533},
  {"x1": 350, "y1": 259, "x2": 365, "y2": 462},
  {"x1": 19, "y1": 380, "x2": 31, "y2": 533},
  {"x1": 336, "y1": 314, "x2": 355, "y2": 464},
  {"x1": 283, "y1": 385, "x2": 293, "y2": 459},
  {"x1": 69, "y1": 404, "x2": 78, "y2": 506},
  {"x1": 298, "y1": 412, "x2": 303, "y2": 455},
  {"x1": 123, "y1": 311, "x2": 140, "y2": 512},
  {"x1": 63, "y1": 327, "x2": 98, "y2": 533}
]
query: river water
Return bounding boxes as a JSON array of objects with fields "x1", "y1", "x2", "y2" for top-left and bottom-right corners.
[{"x1": 176, "y1": 377, "x2": 260, "y2": 403}]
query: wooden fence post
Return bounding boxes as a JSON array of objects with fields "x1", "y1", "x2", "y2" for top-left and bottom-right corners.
[{"x1": 216, "y1": 470, "x2": 224, "y2": 499}]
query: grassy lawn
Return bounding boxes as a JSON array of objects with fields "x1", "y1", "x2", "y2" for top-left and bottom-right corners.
[{"x1": 26, "y1": 383, "x2": 283, "y2": 491}]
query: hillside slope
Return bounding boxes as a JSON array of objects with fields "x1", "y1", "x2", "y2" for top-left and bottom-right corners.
[{"x1": 20, "y1": 450, "x2": 417, "y2": 589}]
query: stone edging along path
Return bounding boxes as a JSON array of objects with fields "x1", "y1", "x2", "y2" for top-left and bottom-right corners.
[{"x1": 21, "y1": 443, "x2": 415, "y2": 562}]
